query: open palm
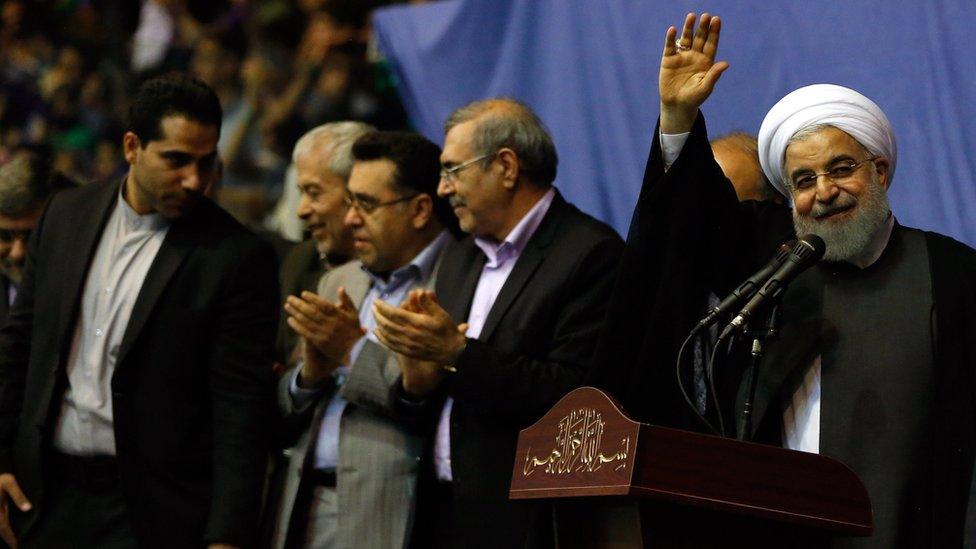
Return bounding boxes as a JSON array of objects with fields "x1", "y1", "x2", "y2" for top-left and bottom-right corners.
[{"x1": 659, "y1": 13, "x2": 728, "y2": 128}]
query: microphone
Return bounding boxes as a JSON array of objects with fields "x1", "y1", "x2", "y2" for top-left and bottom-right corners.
[
  {"x1": 696, "y1": 241, "x2": 794, "y2": 330},
  {"x1": 719, "y1": 235, "x2": 826, "y2": 339}
]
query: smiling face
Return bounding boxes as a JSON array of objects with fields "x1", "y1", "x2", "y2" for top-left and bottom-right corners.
[
  {"x1": 438, "y1": 119, "x2": 516, "y2": 239},
  {"x1": 123, "y1": 115, "x2": 219, "y2": 219},
  {"x1": 785, "y1": 126, "x2": 892, "y2": 261},
  {"x1": 295, "y1": 151, "x2": 354, "y2": 259}
]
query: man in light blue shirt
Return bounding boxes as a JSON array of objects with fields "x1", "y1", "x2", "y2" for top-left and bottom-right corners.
[{"x1": 269, "y1": 131, "x2": 459, "y2": 549}]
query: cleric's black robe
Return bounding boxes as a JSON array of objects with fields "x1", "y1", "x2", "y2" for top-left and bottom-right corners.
[{"x1": 589, "y1": 113, "x2": 976, "y2": 547}]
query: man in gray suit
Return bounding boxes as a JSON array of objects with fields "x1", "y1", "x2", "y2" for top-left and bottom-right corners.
[{"x1": 270, "y1": 130, "x2": 459, "y2": 549}]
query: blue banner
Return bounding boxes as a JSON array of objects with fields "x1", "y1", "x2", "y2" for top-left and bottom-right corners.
[{"x1": 375, "y1": 0, "x2": 976, "y2": 247}]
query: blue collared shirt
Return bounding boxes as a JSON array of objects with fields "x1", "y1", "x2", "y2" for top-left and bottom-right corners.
[{"x1": 291, "y1": 231, "x2": 450, "y2": 470}]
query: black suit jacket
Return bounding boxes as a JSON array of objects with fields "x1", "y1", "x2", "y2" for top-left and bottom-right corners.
[
  {"x1": 0, "y1": 179, "x2": 279, "y2": 548},
  {"x1": 423, "y1": 192, "x2": 623, "y2": 547},
  {"x1": 0, "y1": 275, "x2": 9, "y2": 328}
]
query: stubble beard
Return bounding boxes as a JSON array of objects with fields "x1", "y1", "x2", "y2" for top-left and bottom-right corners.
[{"x1": 792, "y1": 178, "x2": 891, "y2": 263}]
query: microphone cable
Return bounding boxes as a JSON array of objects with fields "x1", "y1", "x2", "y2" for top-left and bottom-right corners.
[{"x1": 675, "y1": 325, "x2": 721, "y2": 436}]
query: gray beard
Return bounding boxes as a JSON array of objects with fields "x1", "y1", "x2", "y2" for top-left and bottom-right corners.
[{"x1": 792, "y1": 180, "x2": 890, "y2": 263}]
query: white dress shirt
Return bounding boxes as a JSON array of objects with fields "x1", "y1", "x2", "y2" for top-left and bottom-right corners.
[{"x1": 53, "y1": 187, "x2": 169, "y2": 456}]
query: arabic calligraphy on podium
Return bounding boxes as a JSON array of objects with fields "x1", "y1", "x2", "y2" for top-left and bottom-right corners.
[{"x1": 523, "y1": 407, "x2": 631, "y2": 477}]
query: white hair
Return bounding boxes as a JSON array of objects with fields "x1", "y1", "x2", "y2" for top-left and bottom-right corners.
[{"x1": 292, "y1": 121, "x2": 375, "y2": 180}]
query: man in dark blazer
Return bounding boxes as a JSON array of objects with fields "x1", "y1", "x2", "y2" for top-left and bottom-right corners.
[
  {"x1": 0, "y1": 151, "x2": 76, "y2": 328},
  {"x1": 0, "y1": 74, "x2": 279, "y2": 548},
  {"x1": 374, "y1": 99, "x2": 623, "y2": 548}
]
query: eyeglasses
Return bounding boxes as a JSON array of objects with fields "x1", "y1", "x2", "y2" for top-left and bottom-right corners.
[
  {"x1": 0, "y1": 228, "x2": 31, "y2": 244},
  {"x1": 790, "y1": 157, "x2": 878, "y2": 190},
  {"x1": 439, "y1": 152, "x2": 495, "y2": 182},
  {"x1": 343, "y1": 191, "x2": 419, "y2": 215}
]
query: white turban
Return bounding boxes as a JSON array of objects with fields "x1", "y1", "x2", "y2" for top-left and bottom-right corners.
[{"x1": 757, "y1": 84, "x2": 897, "y2": 202}]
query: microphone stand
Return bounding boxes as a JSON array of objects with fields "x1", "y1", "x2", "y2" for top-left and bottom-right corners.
[{"x1": 736, "y1": 300, "x2": 781, "y2": 441}]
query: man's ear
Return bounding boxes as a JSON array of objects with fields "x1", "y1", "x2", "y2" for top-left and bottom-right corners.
[
  {"x1": 411, "y1": 194, "x2": 434, "y2": 230},
  {"x1": 874, "y1": 156, "x2": 891, "y2": 191},
  {"x1": 123, "y1": 132, "x2": 141, "y2": 165},
  {"x1": 496, "y1": 148, "x2": 520, "y2": 190}
]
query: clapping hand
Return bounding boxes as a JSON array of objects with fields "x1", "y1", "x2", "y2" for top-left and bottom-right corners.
[
  {"x1": 373, "y1": 290, "x2": 468, "y2": 397},
  {"x1": 285, "y1": 288, "x2": 365, "y2": 387},
  {"x1": 372, "y1": 289, "x2": 467, "y2": 365}
]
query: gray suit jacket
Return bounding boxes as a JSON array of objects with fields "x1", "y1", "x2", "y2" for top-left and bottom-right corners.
[{"x1": 270, "y1": 253, "x2": 443, "y2": 549}]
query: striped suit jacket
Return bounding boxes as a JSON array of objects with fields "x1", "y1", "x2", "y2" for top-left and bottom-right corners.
[{"x1": 270, "y1": 253, "x2": 443, "y2": 549}]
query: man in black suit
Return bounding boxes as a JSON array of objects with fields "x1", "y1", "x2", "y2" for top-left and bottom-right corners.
[
  {"x1": 373, "y1": 98, "x2": 623, "y2": 548},
  {"x1": 0, "y1": 152, "x2": 75, "y2": 328},
  {"x1": 0, "y1": 74, "x2": 279, "y2": 548}
]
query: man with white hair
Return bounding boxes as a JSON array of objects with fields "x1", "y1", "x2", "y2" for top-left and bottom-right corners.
[
  {"x1": 275, "y1": 121, "x2": 375, "y2": 369},
  {"x1": 592, "y1": 12, "x2": 976, "y2": 547}
]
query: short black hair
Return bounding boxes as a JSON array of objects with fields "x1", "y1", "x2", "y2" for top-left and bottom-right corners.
[
  {"x1": 352, "y1": 131, "x2": 461, "y2": 237},
  {"x1": 127, "y1": 72, "x2": 222, "y2": 146}
]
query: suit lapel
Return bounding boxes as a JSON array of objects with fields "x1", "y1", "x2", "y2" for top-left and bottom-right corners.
[
  {"x1": 114, "y1": 213, "x2": 196, "y2": 370},
  {"x1": 56, "y1": 181, "x2": 120, "y2": 349},
  {"x1": 344, "y1": 268, "x2": 371, "y2": 308},
  {"x1": 440, "y1": 241, "x2": 485, "y2": 325},
  {"x1": 0, "y1": 275, "x2": 9, "y2": 322},
  {"x1": 477, "y1": 195, "x2": 563, "y2": 341}
]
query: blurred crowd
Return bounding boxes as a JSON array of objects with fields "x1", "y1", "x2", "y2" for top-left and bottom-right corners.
[{"x1": 0, "y1": 0, "x2": 418, "y2": 232}]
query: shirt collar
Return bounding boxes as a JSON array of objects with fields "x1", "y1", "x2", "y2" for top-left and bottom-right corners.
[
  {"x1": 474, "y1": 188, "x2": 556, "y2": 268},
  {"x1": 118, "y1": 184, "x2": 169, "y2": 232},
  {"x1": 848, "y1": 212, "x2": 895, "y2": 269},
  {"x1": 362, "y1": 230, "x2": 451, "y2": 291}
]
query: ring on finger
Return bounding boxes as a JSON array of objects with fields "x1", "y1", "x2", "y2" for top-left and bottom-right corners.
[{"x1": 675, "y1": 39, "x2": 692, "y2": 52}]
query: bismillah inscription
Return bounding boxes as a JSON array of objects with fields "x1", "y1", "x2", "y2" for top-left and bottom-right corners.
[{"x1": 523, "y1": 408, "x2": 630, "y2": 477}]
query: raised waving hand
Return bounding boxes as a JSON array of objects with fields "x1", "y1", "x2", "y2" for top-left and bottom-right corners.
[{"x1": 659, "y1": 12, "x2": 728, "y2": 133}]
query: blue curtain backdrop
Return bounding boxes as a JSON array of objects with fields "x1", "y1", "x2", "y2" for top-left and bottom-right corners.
[{"x1": 374, "y1": 0, "x2": 976, "y2": 247}]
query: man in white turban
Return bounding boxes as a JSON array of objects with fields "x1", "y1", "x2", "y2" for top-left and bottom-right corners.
[
  {"x1": 589, "y1": 11, "x2": 976, "y2": 548},
  {"x1": 757, "y1": 83, "x2": 898, "y2": 263}
]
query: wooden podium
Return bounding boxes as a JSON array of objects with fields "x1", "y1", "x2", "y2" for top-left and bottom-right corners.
[{"x1": 509, "y1": 387, "x2": 872, "y2": 548}]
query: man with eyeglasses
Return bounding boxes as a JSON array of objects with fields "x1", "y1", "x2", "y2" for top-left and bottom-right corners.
[
  {"x1": 0, "y1": 152, "x2": 76, "y2": 327},
  {"x1": 372, "y1": 98, "x2": 624, "y2": 548},
  {"x1": 591, "y1": 12, "x2": 976, "y2": 546},
  {"x1": 269, "y1": 131, "x2": 460, "y2": 549}
]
